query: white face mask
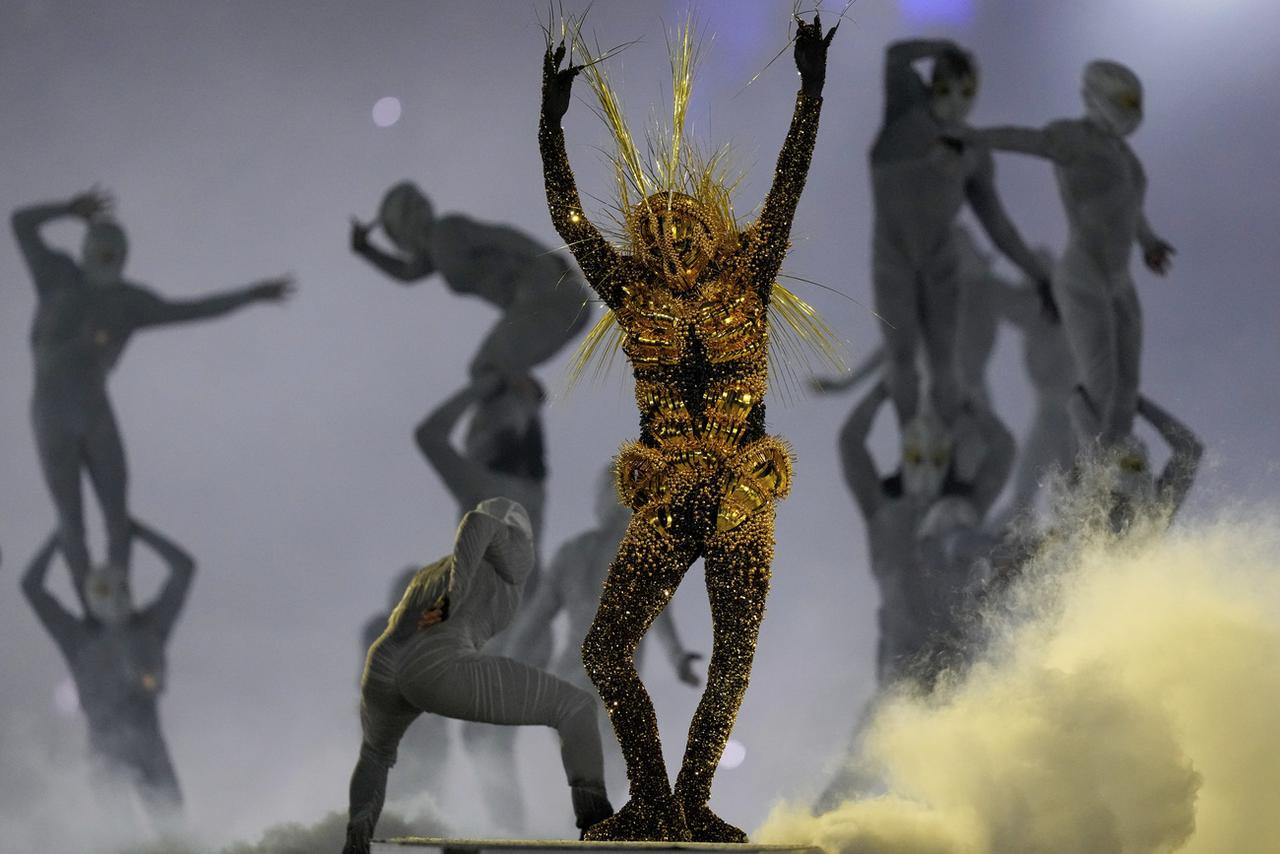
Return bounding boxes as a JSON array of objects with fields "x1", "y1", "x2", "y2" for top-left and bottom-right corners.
[
  {"x1": 1083, "y1": 60, "x2": 1143, "y2": 137},
  {"x1": 902, "y1": 412, "x2": 952, "y2": 499},
  {"x1": 84, "y1": 565, "x2": 132, "y2": 627},
  {"x1": 929, "y1": 75, "x2": 977, "y2": 125},
  {"x1": 1110, "y1": 437, "x2": 1156, "y2": 507},
  {"x1": 80, "y1": 223, "x2": 127, "y2": 286},
  {"x1": 379, "y1": 181, "x2": 434, "y2": 255}
]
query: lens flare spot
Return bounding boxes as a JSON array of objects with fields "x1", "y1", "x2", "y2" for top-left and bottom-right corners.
[
  {"x1": 719, "y1": 739, "x2": 747, "y2": 769},
  {"x1": 372, "y1": 96, "x2": 402, "y2": 128}
]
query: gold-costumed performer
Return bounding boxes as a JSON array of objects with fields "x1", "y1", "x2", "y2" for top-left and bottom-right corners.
[{"x1": 539, "y1": 13, "x2": 838, "y2": 843}]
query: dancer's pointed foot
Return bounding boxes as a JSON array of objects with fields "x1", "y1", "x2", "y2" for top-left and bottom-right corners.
[
  {"x1": 581, "y1": 794, "x2": 690, "y2": 842},
  {"x1": 680, "y1": 801, "x2": 748, "y2": 843}
]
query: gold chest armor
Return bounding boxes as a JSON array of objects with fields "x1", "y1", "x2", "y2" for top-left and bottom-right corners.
[{"x1": 615, "y1": 277, "x2": 767, "y2": 369}]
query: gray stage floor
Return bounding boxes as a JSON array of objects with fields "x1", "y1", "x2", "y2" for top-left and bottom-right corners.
[{"x1": 373, "y1": 838, "x2": 820, "y2": 854}]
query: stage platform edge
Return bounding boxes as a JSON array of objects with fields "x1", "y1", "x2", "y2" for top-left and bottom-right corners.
[{"x1": 373, "y1": 838, "x2": 821, "y2": 854}]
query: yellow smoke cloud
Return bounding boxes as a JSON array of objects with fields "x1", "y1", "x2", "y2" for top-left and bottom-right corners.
[{"x1": 758, "y1": 514, "x2": 1280, "y2": 854}]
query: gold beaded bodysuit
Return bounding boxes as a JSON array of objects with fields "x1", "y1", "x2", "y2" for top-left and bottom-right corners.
[{"x1": 539, "y1": 30, "x2": 824, "y2": 844}]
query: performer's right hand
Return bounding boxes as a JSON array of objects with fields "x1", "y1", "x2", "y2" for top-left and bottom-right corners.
[
  {"x1": 542, "y1": 41, "x2": 581, "y2": 122},
  {"x1": 68, "y1": 186, "x2": 113, "y2": 220},
  {"x1": 350, "y1": 217, "x2": 373, "y2": 254}
]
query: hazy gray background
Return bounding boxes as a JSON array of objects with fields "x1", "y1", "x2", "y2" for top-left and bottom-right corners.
[{"x1": 1, "y1": 0, "x2": 1277, "y2": 848}]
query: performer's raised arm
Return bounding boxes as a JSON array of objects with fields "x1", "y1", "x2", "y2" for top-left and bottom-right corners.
[
  {"x1": 966, "y1": 151, "x2": 1053, "y2": 296},
  {"x1": 125, "y1": 276, "x2": 293, "y2": 329},
  {"x1": 12, "y1": 190, "x2": 112, "y2": 286},
  {"x1": 839, "y1": 382, "x2": 891, "y2": 520},
  {"x1": 964, "y1": 122, "x2": 1071, "y2": 162},
  {"x1": 1136, "y1": 212, "x2": 1176, "y2": 276},
  {"x1": 21, "y1": 533, "x2": 82, "y2": 658},
  {"x1": 539, "y1": 42, "x2": 625, "y2": 308},
  {"x1": 133, "y1": 521, "x2": 196, "y2": 644},
  {"x1": 883, "y1": 39, "x2": 954, "y2": 124},
  {"x1": 350, "y1": 217, "x2": 435, "y2": 283},
  {"x1": 809, "y1": 347, "x2": 885, "y2": 396},
  {"x1": 744, "y1": 15, "x2": 836, "y2": 292},
  {"x1": 413, "y1": 380, "x2": 497, "y2": 506},
  {"x1": 1137, "y1": 395, "x2": 1203, "y2": 520}
]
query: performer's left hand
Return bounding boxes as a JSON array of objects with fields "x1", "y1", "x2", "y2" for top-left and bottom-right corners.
[
  {"x1": 417, "y1": 605, "x2": 446, "y2": 630},
  {"x1": 1144, "y1": 239, "x2": 1175, "y2": 276},
  {"x1": 794, "y1": 13, "x2": 838, "y2": 97},
  {"x1": 542, "y1": 41, "x2": 582, "y2": 122},
  {"x1": 676, "y1": 651, "x2": 704, "y2": 686}
]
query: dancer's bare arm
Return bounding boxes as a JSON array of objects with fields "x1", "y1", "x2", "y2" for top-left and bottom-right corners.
[
  {"x1": 538, "y1": 42, "x2": 626, "y2": 308},
  {"x1": 839, "y1": 382, "x2": 891, "y2": 519},
  {"x1": 21, "y1": 533, "x2": 82, "y2": 657},
  {"x1": 883, "y1": 39, "x2": 953, "y2": 124},
  {"x1": 11, "y1": 190, "x2": 110, "y2": 288},
  {"x1": 126, "y1": 275, "x2": 293, "y2": 328},
  {"x1": 652, "y1": 609, "x2": 702, "y2": 687},
  {"x1": 1137, "y1": 395, "x2": 1203, "y2": 520},
  {"x1": 1136, "y1": 213, "x2": 1175, "y2": 276},
  {"x1": 964, "y1": 122, "x2": 1072, "y2": 163},
  {"x1": 351, "y1": 218, "x2": 435, "y2": 283},
  {"x1": 966, "y1": 152, "x2": 1053, "y2": 296},
  {"x1": 414, "y1": 381, "x2": 500, "y2": 507},
  {"x1": 133, "y1": 520, "x2": 196, "y2": 643},
  {"x1": 743, "y1": 14, "x2": 835, "y2": 294},
  {"x1": 809, "y1": 347, "x2": 885, "y2": 396}
]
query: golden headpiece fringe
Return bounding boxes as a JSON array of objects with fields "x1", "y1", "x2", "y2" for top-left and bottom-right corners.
[{"x1": 564, "y1": 16, "x2": 847, "y2": 399}]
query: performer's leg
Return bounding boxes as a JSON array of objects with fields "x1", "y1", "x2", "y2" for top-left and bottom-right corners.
[
  {"x1": 83, "y1": 403, "x2": 131, "y2": 574},
  {"x1": 873, "y1": 251, "x2": 924, "y2": 426},
  {"x1": 1010, "y1": 399, "x2": 1078, "y2": 515},
  {"x1": 32, "y1": 403, "x2": 91, "y2": 599},
  {"x1": 1054, "y1": 252, "x2": 1118, "y2": 446},
  {"x1": 133, "y1": 727, "x2": 183, "y2": 824},
  {"x1": 468, "y1": 264, "x2": 590, "y2": 380},
  {"x1": 580, "y1": 514, "x2": 696, "y2": 840},
  {"x1": 920, "y1": 248, "x2": 963, "y2": 424},
  {"x1": 673, "y1": 507, "x2": 774, "y2": 842},
  {"x1": 400, "y1": 646, "x2": 612, "y2": 834},
  {"x1": 345, "y1": 642, "x2": 421, "y2": 854},
  {"x1": 1108, "y1": 282, "x2": 1143, "y2": 444},
  {"x1": 812, "y1": 690, "x2": 889, "y2": 814}
]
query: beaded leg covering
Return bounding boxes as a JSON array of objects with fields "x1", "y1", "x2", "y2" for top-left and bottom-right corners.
[
  {"x1": 581, "y1": 485, "x2": 720, "y2": 841},
  {"x1": 582, "y1": 480, "x2": 775, "y2": 842},
  {"x1": 674, "y1": 506, "x2": 773, "y2": 843}
]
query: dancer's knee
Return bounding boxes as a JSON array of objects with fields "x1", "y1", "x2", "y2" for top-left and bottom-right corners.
[
  {"x1": 581, "y1": 620, "x2": 633, "y2": 690},
  {"x1": 562, "y1": 684, "x2": 596, "y2": 723},
  {"x1": 358, "y1": 737, "x2": 398, "y2": 771}
]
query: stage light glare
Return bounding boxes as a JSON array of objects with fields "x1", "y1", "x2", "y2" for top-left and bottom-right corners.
[
  {"x1": 372, "y1": 96, "x2": 402, "y2": 128},
  {"x1": 719, "y1": 739, "x2": 747, "y2": 769}
]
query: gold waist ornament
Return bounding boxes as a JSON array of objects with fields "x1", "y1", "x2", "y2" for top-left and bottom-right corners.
[{"x1": 614, "y1": 434, "x2": 792, "y2": 536}]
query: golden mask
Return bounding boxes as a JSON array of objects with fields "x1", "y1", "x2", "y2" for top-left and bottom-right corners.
[{"x1": 628, "y1": 192, "x2": 724, "y2": 290}]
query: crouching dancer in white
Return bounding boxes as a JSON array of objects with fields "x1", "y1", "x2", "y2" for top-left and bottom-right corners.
[{"x1": 343, "y1": 498, "x2": 612, "y2": 854}]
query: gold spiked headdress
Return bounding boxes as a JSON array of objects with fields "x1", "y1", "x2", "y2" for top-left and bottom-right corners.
[{"x1": 565, "y1": 16, "x2": 846, "y2": 397}]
